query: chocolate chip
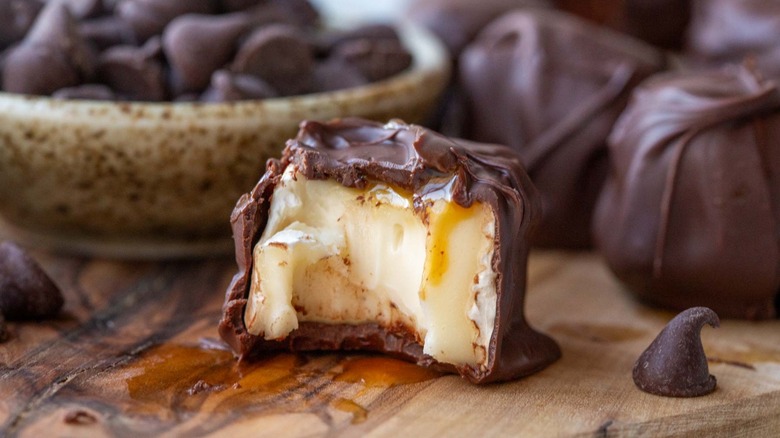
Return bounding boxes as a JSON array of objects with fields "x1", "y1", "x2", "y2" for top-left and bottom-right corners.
[
  {"x1": 97, "y1": 36, "x2": 166, "y2": 101},
  {"x1": 53, "y1": 83, "x2": 116, "y2": 100},
  {"x1": 232, "y1": 24, "x2": 314, "y2": 96},
  {"x1": 633, "y1": 307, "x2": 720, "y2": 397},
  {"x1": 219, "y1": 0, "x2": 261, "y2": 13},
  {"x1": 80, "y1": 16, "x2": 138, "y2": 50},
  {"x1": 311, "y1": 59, "x2": 368, "y2": 93},
  {"x1": 63, "y1": 410, "x2": 98, "y2": 425},
  {"x1": 200, "y1": 69, "x2": 278, "y2": 102},
  {"x1": 331, "y1": 38, "x2": 412, "y2": 82},
  {"x1": 116, "y1": 0, "x2": 217, "y2": 42},
  {"x1": 327, "y1": 24, "x2": 401, "y2": 49},
  {"x1": 0, "y1": 0, "x2": 43, "y2": 50},
  {"x1": 0, "y1": 241, "x2": 64, "y2": 321},
  {"x1": 60, "y1": 0, "x2": 105, "y2": 20},
  {"x1": 163, "y1": 12, "x2": 251, "y2": 94},
  {"x1": 2, "y1": 2, "x2": 95, "y2": 94}
]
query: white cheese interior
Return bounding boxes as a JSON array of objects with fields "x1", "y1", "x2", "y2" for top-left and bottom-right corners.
[{"x1": 244, "y1": 167, "x2": 497, "y2": 367}]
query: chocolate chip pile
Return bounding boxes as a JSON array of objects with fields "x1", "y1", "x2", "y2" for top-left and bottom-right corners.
[{"x1": 0, "y1": 0, "x2": 413, "y2": 102}]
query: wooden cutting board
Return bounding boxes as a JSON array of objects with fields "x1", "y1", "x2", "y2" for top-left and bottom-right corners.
[{"x1": 1, "y1": 250, "x2": 779, "y2": 437}]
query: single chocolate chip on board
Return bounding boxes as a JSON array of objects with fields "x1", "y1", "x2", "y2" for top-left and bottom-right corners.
[
  {"x1": 232, "y1": 24, "x2": 314, "y2": 96},
  {"x1": 0, "y1": 241, "x2": 64, "y2": 321},
  {"x1": 633, "y1": 307, "x2": 720, "y2": 397}
]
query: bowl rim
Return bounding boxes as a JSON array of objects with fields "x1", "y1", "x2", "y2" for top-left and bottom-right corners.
[{"x1": 0, "y1": 22, "x2": 450, "y2": 120}]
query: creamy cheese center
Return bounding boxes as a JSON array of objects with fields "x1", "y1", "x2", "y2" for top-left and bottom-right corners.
[{"x1": 244, "y1": 167, "x2": 497, "y2": 367}]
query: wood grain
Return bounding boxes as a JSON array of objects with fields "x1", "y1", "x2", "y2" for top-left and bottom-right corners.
[{"x1": 1, "y1": 251, "x2": 779, "y2": 437}]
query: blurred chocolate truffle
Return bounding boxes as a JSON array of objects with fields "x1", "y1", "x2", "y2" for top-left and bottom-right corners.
[
  {"x1": 460, "y1": 10, "x2": 666, "y2": 248},
  {"x1": 407, "y1": 0, "x2": 551, "y2": 57},
  {"x1": 686, "y1": 0, "x2": 780, "y2": 78},
  {"x1": 593, "y1": 65, "x2": 780, "y2": 320},
  {"x1": 633, "y1": 307, "x2": 719, "y2": 397},
  {"x1": 556, "y1": 0, "x2": 692, "y2": 51}
]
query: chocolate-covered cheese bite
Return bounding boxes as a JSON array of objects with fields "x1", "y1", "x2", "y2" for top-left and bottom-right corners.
[
  {"x1": 594, "y1": 65, "x2": 780, "y2": 320},
  {"x1": 459, "y1": 10, "x2": 666, "y2": 248},
  {"x1": 219, "y1": 118, "x2": 561, "y2": 384}
]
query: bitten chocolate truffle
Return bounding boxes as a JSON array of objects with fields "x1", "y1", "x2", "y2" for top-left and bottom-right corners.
[
  {"x1": 687, "y1": 0, "x2": 780, "y2": 79},
  {"x1": 594, "y1": 65, "x2": 780, "y2": 320},
  {"x1": 460, "y1": 10, "x2": 666, "y2": 248},
  {"x1": 633, "y1": 307, "x2": 720, "y2": 397},
  {"x1": 0, "y1": 241, "x2": 64, "y2": 321},
  {"x1": 219, "y1": 118, "x2": 561, "y2": 384}
]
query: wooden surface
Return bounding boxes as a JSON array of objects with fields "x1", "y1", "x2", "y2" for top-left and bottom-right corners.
[{"x1": 1, "y1": 250, "x2": 779, "y2": 437}]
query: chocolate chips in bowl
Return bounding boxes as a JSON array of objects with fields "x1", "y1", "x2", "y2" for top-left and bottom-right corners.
[{"x1": 0, "y1": 0, "x2": 450, "y2": 258}]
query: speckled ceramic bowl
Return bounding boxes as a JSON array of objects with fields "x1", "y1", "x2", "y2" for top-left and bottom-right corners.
[{"x1": 0, "y1": 23, "x2": 449, "y2": 258}]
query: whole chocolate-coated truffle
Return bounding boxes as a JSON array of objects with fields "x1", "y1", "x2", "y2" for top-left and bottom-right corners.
[
  {"x1": 407, "y1": 0, "x2": 551, "y2": 57},
  {"x1": 116, "y1": 0, "x2": 217, "y2": 42},
  {"x1": 686, "y1": 0, "x2": 780, "y2": 78},
  {"x1": 460, "y1": 10, "x2": 666, "y2": 248},
  {"x1": 0, "y1": 241, "x2": 64, "y2": 321},
  {"x1": 633, "y1": 307, "x2": 719, "y2": 397},
  {"x1": 163, "y1": 12, "x2": 251, "y2": 93},
  {"x1": 593, "y1": 65, "x2": 780, "y2": 320},
  {"x1": 232, "y1": 24, "x2": 314, "y2": 96},
  {"x1": 2, "y1": 2, "x2": 94, "y2": 95}
]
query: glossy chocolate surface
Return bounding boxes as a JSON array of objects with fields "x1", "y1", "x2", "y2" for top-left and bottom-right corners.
[
  {"x1": 594, "y1": 65, "x2": 780, "y2": 320},
  {"x1": 460, "y1": 10, "x2": 666, "y2": 248},
  {"x1": 219, "y1": 118, "x2": 561, "y2": 384}
]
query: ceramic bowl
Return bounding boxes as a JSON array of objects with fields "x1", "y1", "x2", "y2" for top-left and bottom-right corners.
[{"x1": 0, "y1": 23, "x2": 449, "y2": 258}]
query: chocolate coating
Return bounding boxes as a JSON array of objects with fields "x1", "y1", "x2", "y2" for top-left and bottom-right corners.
[
  {"x1": 460, "y1": 10, "x2": 666, "y2": 248},
  {"x1": 0, "y1": 241, "x2": 64, "y2": 321},
  {"x1": 687, "y1": 0, "x2": 780, "y2": 78},
  {"x1": 407, "y1": 0, "x2": 551, "y2": 57},
  {"x1": 593, "y1": 65, "x2": 780, "y2": 320},
  {"x1": 219, "y1": 118, "x2": 561, "y2": 384},
  {"x1": 633, "y1": 307, "x2": 719, "y2": 397}
]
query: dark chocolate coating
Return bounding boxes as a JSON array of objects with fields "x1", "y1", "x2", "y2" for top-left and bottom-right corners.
[
  {"x1": 218, "y1": 118, "x2": 561, "y2": 384},
  {"x1": 633, "y1": 307, "x2": 719, "y2": 397},
  {"x1": 407, "y1": 0, "x2": 551, "y2": 57},
  {"x1": 0, "y1": 241, "x2": 64, "y2": 321},
  {"x1": 593, "y1": 65, "x2": 780, "y2": 320},
  {"x1": 686, "y1": 0, "x2": 780, "y2": 79},
  {"x1": 460, "y1": 10, "x2": 666, "y2": 248}
]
